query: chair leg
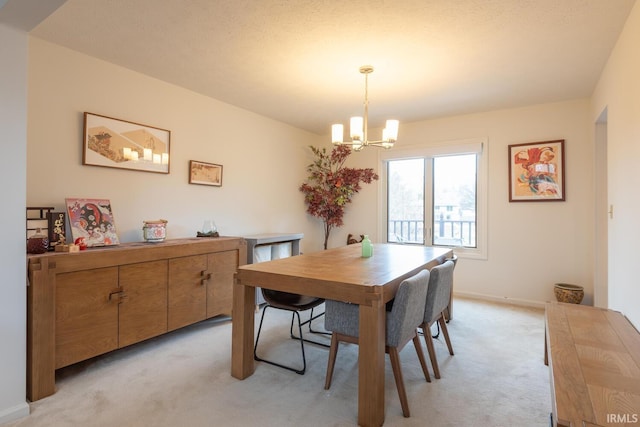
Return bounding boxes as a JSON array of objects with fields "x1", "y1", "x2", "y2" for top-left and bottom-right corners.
[
  {"x1": 438, "y1": 315, "x2": 454, "y2": 356},
  {"x1": 432, "y1": 321, "x2": 441, "y2": 339},
  {"x1": 253, "y1": 304, "x2": 269, "y2": 362},
  {"x1": 254, "y1": 306, "x2": 307, "y2": 375},
  {"x1": 324, "y1": 333, "x2": 339, "y2": 390},
  {"x1": 388, "y1": 347, "x2": 410, "y2": 418},
  {"x1": 294, "y1": 311, "x2": 307, "y2": 373},
  {"x1": 412, "y1": 334, "x2": 431, "y2": 383},
  {"x1": 290, "y1": 308, "x2": 331, "y2": 347},
  {"x1": 307, "y1": 307, "x2": 331, "y2": 336},
  {"x1": 422, "y1": 322, "x2": 441, "y2": 379}
]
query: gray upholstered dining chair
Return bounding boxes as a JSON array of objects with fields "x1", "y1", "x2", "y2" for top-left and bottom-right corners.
[
  {"x1": 421, "y1": 259, "x2": 455, "y2": 379},
  {"x1": 444, "y1": 254, "x2": 458, "y2": 321},
  {"x1": 323, "y1": 269, "x2": 431, "y2": 418}
]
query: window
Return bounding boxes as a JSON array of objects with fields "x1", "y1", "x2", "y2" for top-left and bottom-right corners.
[
  {"x1": 380, "y1": 138, "x2": 487, "y2": 259},
  {"x1": 387, "y1": 158, "x2": 424, "y2": 244},
  {"x1": 432, "y1": 154, "x2": 476, "y2": 247}
]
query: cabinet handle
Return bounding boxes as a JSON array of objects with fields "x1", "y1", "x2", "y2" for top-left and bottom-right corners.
[
  {"x1": 108, "y1": 290, "x2": 126, "y2": 303},
  {"x1": 200, "y1": 271, "x2": 212, "y2": 286}
]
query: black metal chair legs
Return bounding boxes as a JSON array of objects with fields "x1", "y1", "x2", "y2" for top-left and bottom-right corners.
[{"x1": 254, "y1": 305, "x2": 329, "y2": 375}]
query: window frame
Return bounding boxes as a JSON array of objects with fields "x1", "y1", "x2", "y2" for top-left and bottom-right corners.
[{"x1": 377, "y1": 137, "x2": 488, "y2": 260}]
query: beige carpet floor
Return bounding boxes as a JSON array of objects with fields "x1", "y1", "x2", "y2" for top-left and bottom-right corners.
[{"x1": 7, "y1": 297, "x2": 551, "y2": 427}]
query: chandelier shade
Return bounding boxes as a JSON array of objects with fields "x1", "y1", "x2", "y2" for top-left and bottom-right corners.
[{"x1": 331, "y1": 65, "x2": 398, "y2": 151}]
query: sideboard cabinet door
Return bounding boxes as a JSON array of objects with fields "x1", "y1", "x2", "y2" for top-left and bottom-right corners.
[
  {"x1": 206, "y1": 250, "x2": 238, "y2": 318},
  {"x1": 119, "y1": 260, "x2": 169, "y2": 347},
  {"x1": 55, "y1": 267, "x2": 119, "y2": 369},
  {"x1": 168, "y1": 255, "x2": 208, "y2": 331}
]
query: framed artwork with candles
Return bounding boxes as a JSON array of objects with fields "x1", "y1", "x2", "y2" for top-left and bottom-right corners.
[{"x1": 82, "y1": 112, "x2": 170, "y2": 174}]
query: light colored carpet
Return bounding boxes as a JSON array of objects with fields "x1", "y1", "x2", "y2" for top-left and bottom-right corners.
[{"x1": 7, "y1": 297, "x2": 550, "y2": 427}]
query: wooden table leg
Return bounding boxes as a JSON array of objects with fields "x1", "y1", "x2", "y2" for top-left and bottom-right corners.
[
  {"x1": 27, "y1": 258, "x2": 57, "y2": 401},
  {"x1": 358, "y1": 298, "x2": 386, "y2": 427},
  {"x1": 231, "y1": 277, "x2": 256, "y2": 379}
]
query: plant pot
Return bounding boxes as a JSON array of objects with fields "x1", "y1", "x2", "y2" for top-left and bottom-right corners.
[{"x1": 554, "y1": 283, "x2": 584, "y2": 304}]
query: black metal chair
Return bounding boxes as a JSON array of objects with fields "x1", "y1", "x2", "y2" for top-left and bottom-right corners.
[{"x1": 253, "y1": 289, "x2": 329, "y2": 375}]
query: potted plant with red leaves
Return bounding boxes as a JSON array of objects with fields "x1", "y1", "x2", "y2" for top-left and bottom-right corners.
[{"x1": 299, "y1": 145, "x2": 378, "y2": 249}]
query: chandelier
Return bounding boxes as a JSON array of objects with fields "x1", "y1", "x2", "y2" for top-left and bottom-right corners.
[{"x1": 331, "y1": 65, "x2": 399, "y2": 151}]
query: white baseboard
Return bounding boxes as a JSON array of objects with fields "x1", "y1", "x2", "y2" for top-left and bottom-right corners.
[
  {"x1": 454, "y1": 290, "x2": 547, "y2": 309},
  {"x1": 0, "y1": 402, "x2": 30, "y2": 425}
]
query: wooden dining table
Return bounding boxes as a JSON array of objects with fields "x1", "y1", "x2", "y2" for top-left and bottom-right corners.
[{"x1": 231, "y1": 243, "x2": 452, "y2": 426}]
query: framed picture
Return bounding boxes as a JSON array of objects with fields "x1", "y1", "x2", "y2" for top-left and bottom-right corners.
[
  {"x1": 65, "y1": 198, "x2": 120, "y2": 247},
  {"x1": 508, "y1": 139, "x2": 565, "y2": 202},
  {"x1": 189, "y1": 160, "x2": 223, "y2": 187},
  {"x1": 83, "y1": 112, "x2": 170, "y2": 174}
]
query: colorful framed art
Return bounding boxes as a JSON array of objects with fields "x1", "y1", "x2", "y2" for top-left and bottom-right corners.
[
  {"x1": 65, "y1": 198, "x2": 120, "y2": 247},
  {"x1": 508, "y1": 139, "x2": 565, "y2": 202}
]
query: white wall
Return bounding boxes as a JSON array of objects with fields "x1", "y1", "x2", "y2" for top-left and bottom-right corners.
[
  {"x1": 591, "y1": 1, "x2": 640, "y2": 327},
  {"x1": 27, "y1": 38, "x2": 323, "y2": 250},
  {"x1": 339, "y1": 99, "x2": 594, "y2": 306},
  {"x1": 0, "y1": 23, "x2": 30, "y2": 424}
]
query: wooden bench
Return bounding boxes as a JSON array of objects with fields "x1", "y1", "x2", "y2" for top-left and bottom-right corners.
[{"x1": 544, "y1": 302, "x2": 640, "y2": 427}]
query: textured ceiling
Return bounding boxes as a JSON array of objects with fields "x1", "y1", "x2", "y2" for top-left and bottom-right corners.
[{"x1": 27, "y1": 0, "x2": 636, "y2": 134}]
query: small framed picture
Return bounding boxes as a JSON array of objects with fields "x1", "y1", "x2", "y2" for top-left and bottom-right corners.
[
  {"x1": 189, "y1": 160, "x2": 223, "y2": 187},
  {"x1": 508, "y1": 139, "x2": 565, "y2": 202}
]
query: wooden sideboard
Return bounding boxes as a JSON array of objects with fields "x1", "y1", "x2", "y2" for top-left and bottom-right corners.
[
  {"x1": 27, "y1": 237, "x2": 246, "y2": 402},
  {"x1": 544, "y1": 302, "x2": 640, "y2": 427}
]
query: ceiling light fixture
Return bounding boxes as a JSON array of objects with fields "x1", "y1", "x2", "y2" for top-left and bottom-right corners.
[{"x1": 331, "y1": 65, "x2": 398, "y2": 151}]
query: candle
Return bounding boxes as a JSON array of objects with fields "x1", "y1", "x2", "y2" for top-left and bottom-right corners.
[
  {"x1": 161, "y1": 153, "x2": 169, "y2": 165},
  {"x1": 143, "y1": 148, "x2": 152, "y2": 161},
  {"x1": 123, "y1": 147, "x2": 131, "y2": 160},
  {"x1": 153, "y1": 154, "x2": 161, "y2": 164},
  {"x1": 131, "y1": 150, "x2": 139, "y2": 161}
]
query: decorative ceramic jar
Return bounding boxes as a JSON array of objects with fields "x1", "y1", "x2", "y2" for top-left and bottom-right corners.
[
  {"x1": 27, "y1": 228, "x2": 49, "y2": 254},
  {"x1": 554, "y1": 283, "x2": 584, "y2": 304},
  {"x1": 143, "y1": 219, "x2": 168, "y2": 242}
]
